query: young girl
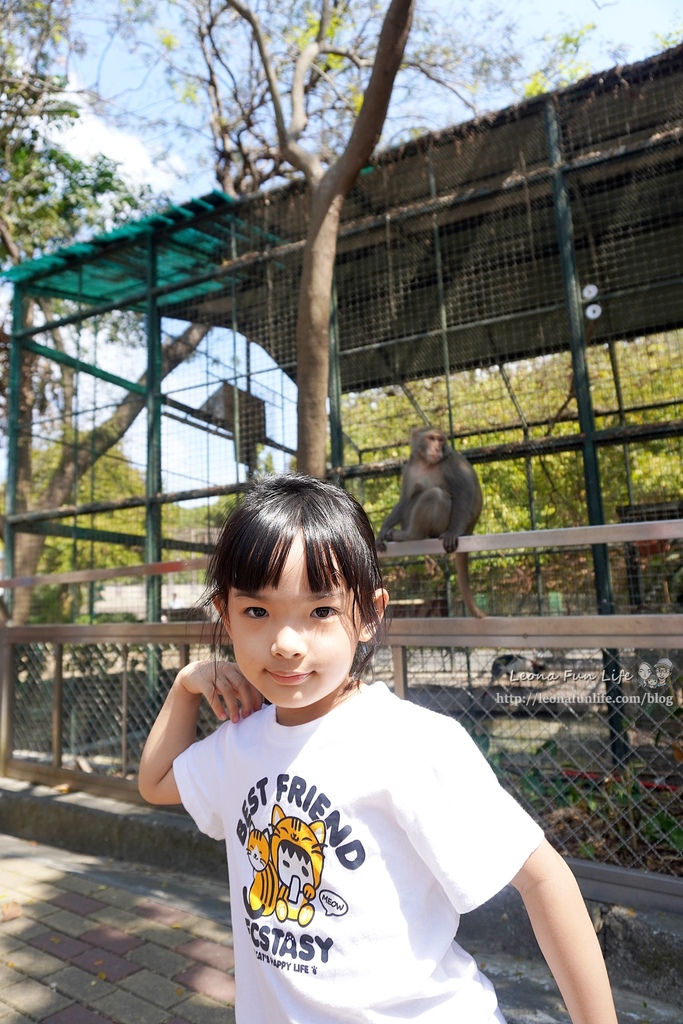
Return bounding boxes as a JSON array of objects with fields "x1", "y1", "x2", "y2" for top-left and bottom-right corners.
[{"x1": 139, "y1": 474, "x2": 618, "y2": 1024}]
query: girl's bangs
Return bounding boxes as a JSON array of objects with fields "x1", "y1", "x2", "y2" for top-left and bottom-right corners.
[
  {"x1": 303, "y1": 534, "x2": 347, "y2": 594},
  {"x1": 227, "y1": 520, "x2": 297, "y2": 593},
  {"x1": 228, "y1": 513, "x2": 360, "y2": 597}
]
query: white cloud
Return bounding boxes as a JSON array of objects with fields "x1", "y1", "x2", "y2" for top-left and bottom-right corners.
[{"x1": 56, "y1": 97, "x2": 187, "y2": 195}]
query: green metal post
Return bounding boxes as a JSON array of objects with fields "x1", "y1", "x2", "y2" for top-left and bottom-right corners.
[
  {"x1": 427, "y1": 150, "x2": 454, "y2": 439},
  {"x1": 329, "y1": 274, "x2": 344, "y2": 478},
  {"x1": 5, "y1": 286, "x2": 23, "y2": 764},
  {"x1": 5, "y1": 287, "x2": 25, "y2": 601},
  {"x1": 230, "y1": 221, "x2": 242, "y2": 479},
  {"x1": 545, "y1": 103, "x2": 605, "y2": 530},
  {"x1": 145, "y1": 236, "x2": 162, "y2": 624},
  {"x1": 545, "y1": 100, "x2": 627, "y2": 764},
  {"x1": 145, "y1": 238, "x2": 162, "y2": 708}
]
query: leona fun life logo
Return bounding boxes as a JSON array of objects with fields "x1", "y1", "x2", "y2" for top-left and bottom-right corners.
[{"x1": 637, "y1": 657, "x2": 673, "y2": 690}]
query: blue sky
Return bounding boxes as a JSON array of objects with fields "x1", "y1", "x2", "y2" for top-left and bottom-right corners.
[
  {"x1": 60, "y1": 0, "x2": 679, "y2": 205},
  {"x1": 518, "y1": 0, "x2": 679, "y2": 67},
  {"x1": 1, "y1": 0, "x2": 679, "y2": 515}
]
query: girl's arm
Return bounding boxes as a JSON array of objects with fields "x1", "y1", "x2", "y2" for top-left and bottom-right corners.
[
  {"x1": 511, "y1": 839, "x2": 618, "y2": 1024},
  {"x1": 138, "y1": 660, "x2": 262, "y2": 806}
]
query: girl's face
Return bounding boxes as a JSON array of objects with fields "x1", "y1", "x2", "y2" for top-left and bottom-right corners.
[{"x1": 220, "y1": 534, "x2": 387, "y2": 726}]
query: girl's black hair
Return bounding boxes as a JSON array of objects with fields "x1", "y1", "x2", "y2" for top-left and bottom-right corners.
[{"x1": 206, "y1": 474, "x2": 386, "y2": 676}]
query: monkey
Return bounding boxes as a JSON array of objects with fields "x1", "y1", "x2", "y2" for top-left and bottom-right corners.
[{"x1": 376, "y1": 427, "x2": 485, "y2": 618}]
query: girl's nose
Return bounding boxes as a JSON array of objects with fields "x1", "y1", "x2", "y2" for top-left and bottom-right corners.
[{"x1": 271, "y1": 626, "x2": 305, "y2": 659}]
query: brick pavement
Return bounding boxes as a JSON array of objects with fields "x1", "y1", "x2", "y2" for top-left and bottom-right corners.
[
  {"x1": 0, "y1": 834, "x2": 235, "y2": 1024},
  {"x1": 1, "y1": 831, "x2": 681, "y2": 1023}
]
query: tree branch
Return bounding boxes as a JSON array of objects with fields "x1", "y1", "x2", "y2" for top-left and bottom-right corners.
[
  {"x1": 198, "y1": 13, "x2": 238, "y2": 196},
  {"x1": 37, "y1": 323, "x2": 210, "y2": 511},
  {"x1": 407, "y1": 60, "x2": 479, "y2": 115},
  {"x1": 290, "y1": 1, "x2": 334, "y2": 139},
  {"x1": 319, "y1": 46, "x2": 373, "y2": 70},
  {"x1": 0, "y1": 214, "x2": 22, "y2": 264},
  {"x1": 226, "y1": 0, "x2": 324, "y2": 182},
  {"x1": 324, "y1": 0, "x2": 415, "y2": 199}
]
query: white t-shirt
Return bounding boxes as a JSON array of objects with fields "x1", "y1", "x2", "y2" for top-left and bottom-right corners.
[{"x1": 174, "y1": 681, "x2": 544, "y2": 1023}]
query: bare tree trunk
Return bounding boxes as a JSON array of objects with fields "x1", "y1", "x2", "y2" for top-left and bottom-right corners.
[
  {"x1": 296, "y1": 189, "x2": 344, "y2": 477},
  {"x1": 295, "y1": 0, "x2": 415, "y2": 476},
  {"x1": 11, "y1": 534, "x2": 45, "y2": 625}
]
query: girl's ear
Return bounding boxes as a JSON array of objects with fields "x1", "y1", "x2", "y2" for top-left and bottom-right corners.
[
  {"x1": 358, "y1": 588, "x2": 389, "y2": 642},
  {"x1": 213, "y1": 595, "x2": 232, "y2": 639}
]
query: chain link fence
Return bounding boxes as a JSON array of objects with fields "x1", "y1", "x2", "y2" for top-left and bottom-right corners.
[
  {"x1": 4, "y1": 49, "x2": 683, "y2": 628},
  {"x1": 3, "y1": 595, "x2": 681, "y2": 877},
  {"x1": 374, "y1": 643, "x2": 682, "y2": 876}
]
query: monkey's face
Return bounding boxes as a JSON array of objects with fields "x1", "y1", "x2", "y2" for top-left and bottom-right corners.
[{"x1": 421, "y1": 430, "x2": 445, "y2": 464}]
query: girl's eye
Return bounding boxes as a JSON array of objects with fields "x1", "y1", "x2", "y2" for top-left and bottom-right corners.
[
  {"x1": 245, "y1": 606, "x2": 268, "y2": 618},
  {"x1": 312, "y1": 606, "x2": 336, "y2": 619}
]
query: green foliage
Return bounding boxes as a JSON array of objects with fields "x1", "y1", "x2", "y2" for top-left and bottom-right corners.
[
  {"x1": 0, "y1": 0, "x2": 158, "y2": 273},
  {"x1": 510, "y1": 767, "x2": 683, "y2": 868},
  {"x1": 340, "y1": 330, "x2": 683, "y2": 615},
  {"x1": 285, "y1": 7, "x2": 345, "y2": 55},
  {"x1": 2, "y1": 146, "x2": 149, "y2": 266},
  {"x1": 524, "y1": 23, "x2": 596, "y2": 98},
  {"x1": 653, "y1": 23, "x2": 683, "y2": 51},
  {"x1": 33, "y1": 441, "x2": 147, "y2": 572},
  {"x1": 157, "y1": 27, "x2": 180, "y2": 51}
]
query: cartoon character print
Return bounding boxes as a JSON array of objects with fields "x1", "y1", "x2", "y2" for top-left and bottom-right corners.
[
  {"x1": 244, "y1": 804, "x2": 326, "y2": 928},
  {"x1": 271, "y1": 804, "x2": 326, "y2": 927},
  {"x1": 246, "y1": 827, "x2": 278, "y2": 916}
]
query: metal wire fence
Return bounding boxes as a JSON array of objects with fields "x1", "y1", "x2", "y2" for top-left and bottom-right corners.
[
  {"x1": 4, "y1": 49, "x2": 683, "y2": 629},
  {"x1": 10, "y1": 639, "x2": 215, "y2": 779},
  {"x1": 4, "y1": 621, "x2": 681, "y2": 877},
  {"x1": 378, "y1": 643, "x2": 682, "y2": 877},
  {"x1": 2, "y1": 529, "x2": 682, "y2": 880}
]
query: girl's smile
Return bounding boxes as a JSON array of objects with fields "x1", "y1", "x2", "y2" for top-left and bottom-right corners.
[{"x1": 220, "y1": 534, "x2": 386, "y2": 726}]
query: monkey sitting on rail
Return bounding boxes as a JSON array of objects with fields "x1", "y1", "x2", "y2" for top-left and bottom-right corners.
[{"x1": 376, "y1": 427, "x2": 485, "y2": 618}]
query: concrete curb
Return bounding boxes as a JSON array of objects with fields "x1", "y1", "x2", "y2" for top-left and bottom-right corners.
[
  {"x1": 459, "y1": 882, "x2": 683, "y2": 1007},
  {"x1": 0, "y1": 777, "x2": 227, "y2": 879},
  {"x1": 1, "y1": 777, "x2": 681, "y2": 1007}
]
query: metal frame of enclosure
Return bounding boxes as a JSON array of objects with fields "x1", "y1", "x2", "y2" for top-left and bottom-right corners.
[
  {"x1": 1, "y1": 523, "x2": 683, "y2": 896},
  {"x1": 4, "y1": 47, "x2": 683, "y2": 615},
  {"x1": 2, "y1": 48, "x2": 683, "y2": 887}
]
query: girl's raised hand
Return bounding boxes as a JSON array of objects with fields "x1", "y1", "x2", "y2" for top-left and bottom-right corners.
[{"x1": 176, "y1": 660, "x2": 264, "y2": 724}]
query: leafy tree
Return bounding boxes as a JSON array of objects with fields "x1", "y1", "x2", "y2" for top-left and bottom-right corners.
[
  {"x1": 0, "y1": 0, "x2": 149, "y2": 268},
  {"x1": 97, "y1": 0, "x2": 525, "y2": 475},
  {"x1": 523, "y1": 23, "x2": 596, "y2": 98},
  {"x1": 0, "y1": 0, "x2": 169, "y2": 620}
]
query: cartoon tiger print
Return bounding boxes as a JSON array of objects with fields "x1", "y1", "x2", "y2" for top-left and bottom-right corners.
[
  {"x1": 270, "y1": 804, "x2": 326, "y2": 927},
  {"x1": 246, "y1": 827, "x2": 278, "y2": 917}
]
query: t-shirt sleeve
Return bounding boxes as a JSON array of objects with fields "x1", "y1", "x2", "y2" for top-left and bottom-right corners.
[
  {"x1": 173, "y1": 726, "x2": 230, "y2": 840},
  {"x1": 392, "y1": 707, "x2": 544, "y2": 914}
]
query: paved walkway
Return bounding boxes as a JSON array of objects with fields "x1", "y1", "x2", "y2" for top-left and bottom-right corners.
[
  {"x1": 0, "y1": 832, "x2": 680, "y2": 1024},
  {"x1": 0, "y1": 834, "x2": 235, "y2": 1024}
]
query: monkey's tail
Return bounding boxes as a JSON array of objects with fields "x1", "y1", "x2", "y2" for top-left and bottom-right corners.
[{"x1": 455, "y1": 551, "x2": 487, "y2": 618}]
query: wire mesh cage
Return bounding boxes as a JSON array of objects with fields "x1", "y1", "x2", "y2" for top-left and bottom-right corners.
[
  {"x1": 3, "y1": 50, "x2": 683, "y2": 881},
  {"x1": 5, "y1": 49, "x2": 683, "y2": 624},
  {"x1": 373, "y1": 642, "x2": 683, "y2": 877}
]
